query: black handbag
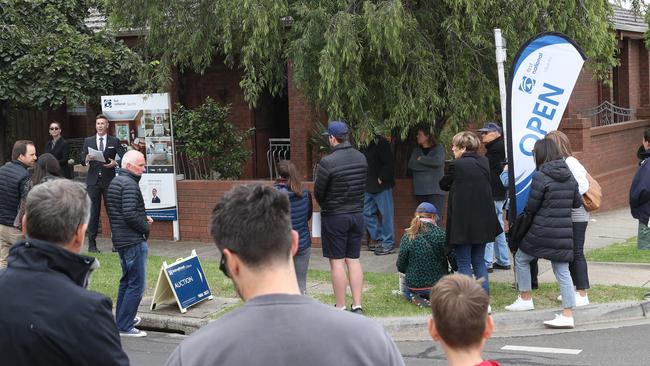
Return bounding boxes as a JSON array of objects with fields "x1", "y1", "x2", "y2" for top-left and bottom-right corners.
[{"x1": 508, "y1": 209, "x2": 534, "y2": 253}]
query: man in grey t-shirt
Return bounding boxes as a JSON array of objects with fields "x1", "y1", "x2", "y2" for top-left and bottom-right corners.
[{"x1": 164, "y1": 184, "x2": 404, "y2": 366}]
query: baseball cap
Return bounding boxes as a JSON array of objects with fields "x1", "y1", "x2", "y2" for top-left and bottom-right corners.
[
  {"x1": 477, "y1": 122, "x2": 502, "y2": 134},
  {"x1": 416, "y1": 202, "x2": 438, "y2": 215},
  {"x1": 321, "y1": 121, "x2": 349, "y2": 138}
]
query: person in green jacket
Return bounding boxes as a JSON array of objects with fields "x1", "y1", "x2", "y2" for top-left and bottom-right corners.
[{"x1": 396, "y1": 202, "x2": 456, "y2": 307}]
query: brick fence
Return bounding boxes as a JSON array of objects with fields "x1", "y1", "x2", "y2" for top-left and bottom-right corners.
[
  {"x1": 100, "y1": 179, "x2": 424, "y2": 245},
  {"x1": 99, "y1": 116, "x2": 649, "y2": 242}
]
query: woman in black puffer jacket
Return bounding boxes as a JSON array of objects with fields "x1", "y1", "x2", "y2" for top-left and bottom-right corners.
[{"x1": 505, "y1": 138, "x2": 582, "y2": 329}]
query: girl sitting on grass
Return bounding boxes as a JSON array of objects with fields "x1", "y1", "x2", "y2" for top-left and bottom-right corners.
[{"x1": 396, "y1": 202, "x2": 457, "y2": 307}]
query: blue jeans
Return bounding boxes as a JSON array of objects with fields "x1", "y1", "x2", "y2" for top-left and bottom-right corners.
[
  {"x1": 455, "y1": 244, "x2": 490, "y2": 295},
  {"x1": 515, "y1": 249, "x2": 575, "y2": 308},
  {"x1": 364, "y1": 189, "x2": 395, "y2": 249},
  {"x1": 294, "y1": 246, "x2": 311, "y2": 295},
  {"x1": 485, "y1": 200, "x2": 510, "y2": 268},
  {"x1": 116, "y1": 242, "x2": 148, "y2": 332}
]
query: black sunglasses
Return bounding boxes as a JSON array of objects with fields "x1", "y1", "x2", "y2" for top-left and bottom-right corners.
[
  {"x1": 49, "y1": 127, "x2": 60, "y2": 130},
  {"x1": 219, "y1": 253, "x2": 230, "y2": 278}
]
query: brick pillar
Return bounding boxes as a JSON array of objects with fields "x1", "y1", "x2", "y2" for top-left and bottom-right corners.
[
  {"x1": 640, "y1": 49, "x2": 650, "y2": 107},
  {"x1": 559, "y1": 114, "x2": 591, "y2": 153},
  {"x1": 637, "y1": 106, "x2": 650, "y2": 120},
  {"x1": 618, "y1": 38, "x2": 632, "y2": 108},
  {"x1": 288, "y1": 61, "x2": 325, "y2": 180}
]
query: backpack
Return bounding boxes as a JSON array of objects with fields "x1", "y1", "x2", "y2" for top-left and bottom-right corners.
[{"x1": 582, "y1": 173, "x2": 602, "y2": 211}]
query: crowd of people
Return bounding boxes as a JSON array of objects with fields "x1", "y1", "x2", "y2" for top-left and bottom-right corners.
[{"x1": 1, "y1": 116, "x2": 647, "y2": 366}]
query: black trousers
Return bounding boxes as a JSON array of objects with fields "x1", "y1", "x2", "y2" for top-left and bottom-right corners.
[
  {"x1": 569, "y1": 221, "x2": 590, "y2": 290},
  {"x1": 87, "y1": 182, "x2": 109, "y2": 247}
]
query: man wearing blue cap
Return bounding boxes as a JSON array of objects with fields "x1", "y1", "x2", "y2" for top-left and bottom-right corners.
[
  {"x1": 477, "y1": 122, "x2": 511, "y2": 273},
  {"x1": 315, "y1": 121, "x2": 368, "y2": 313}
]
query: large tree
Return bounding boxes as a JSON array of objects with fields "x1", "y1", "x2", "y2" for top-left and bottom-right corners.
[
  {"x1": 107, "y1": 0, "x2": 617, "y2": 141},
  {"x1": 0, "y1": 0, "x2": 145, "y2": 161}
]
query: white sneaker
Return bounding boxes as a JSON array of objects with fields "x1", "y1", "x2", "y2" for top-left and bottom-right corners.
[
  {"x1": 575, "y1": 294, "x2": 590, "y2": 307},
  {"x1": 120, "y1": 328, "x2": 147, "y2": 337},
  {"x1": 505, "y1": 296, "x2": 534, "y2": 311},
  {"x1": 543, "y1": 314, "x2": 574, "y2": 329}
]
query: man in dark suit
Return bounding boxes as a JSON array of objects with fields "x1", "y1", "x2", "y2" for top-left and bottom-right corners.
[
  {"x1": 81, "y1": 114, "x2": 125, "y2": 252},
  {"x1": 151, "y1": 188, "x2": 161, "y2": 203}
]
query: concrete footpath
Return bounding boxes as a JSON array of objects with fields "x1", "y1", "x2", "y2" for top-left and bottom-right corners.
[{"x1": 93, "y1": 208, "x2": 650, "y2": 338}]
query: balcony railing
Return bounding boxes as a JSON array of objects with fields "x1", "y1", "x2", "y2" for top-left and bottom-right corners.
[{"x1": 582, "y1": 101, "x2": 634, "y2": 127}]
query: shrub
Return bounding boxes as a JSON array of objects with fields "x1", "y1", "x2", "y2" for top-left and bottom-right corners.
[{"x1": 173, "y1": 98, "x2": 252, "y2": 179}]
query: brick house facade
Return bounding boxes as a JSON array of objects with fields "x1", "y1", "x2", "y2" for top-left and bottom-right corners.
[{"x1": 9, "y1": 6, "x2": 649, "y2": 242}]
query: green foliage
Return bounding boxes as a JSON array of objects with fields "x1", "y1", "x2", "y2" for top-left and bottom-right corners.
[
  {"x1": 173, "y1": 98, "x2": 253, "y2": 179},
  {"x1": 309, "y1": 121, "x2": 332, "y2": 155},
  {"x1": 108, "y1": 0, "x2": 619, "y2": 138},
  {"x1": 0, "y1": 0, "x2": 145, "y2": 108}
]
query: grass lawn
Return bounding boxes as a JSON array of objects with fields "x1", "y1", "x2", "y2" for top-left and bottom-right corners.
[
  {"x1": 586, "y1": 237, "x2": 650, "y2": 263},
  {"x1": 89, "y1": 253, "x2": 648, "y2": 317}
]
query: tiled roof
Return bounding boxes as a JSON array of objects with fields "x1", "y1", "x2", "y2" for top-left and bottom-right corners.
[
  {"x1": 86, "y1": 8, "x2": 106, "y2": 33},
  {"x1": 610, "y1": 3, "x2": 647, "y2": 33}
]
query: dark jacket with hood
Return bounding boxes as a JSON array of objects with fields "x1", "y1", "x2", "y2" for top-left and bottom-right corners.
[
  {"x1": 362, "y1": 137, "x2": 395, "y2": 193},
  {"x1": 439, "y1": 153, "x2": 501, "y2": 245},
  {"x1": 484, "y1": 136, "x2": 507, "y2": 200},
  {"x1": 519, "y1": 159, "x2": 582, "y2": 262},
  {"x1": 630, "y1": 155, "x2": 650, "y2": 225},
  {"x1": 106, "y1": 170, "x2": 149, "y2": 248},
  {"x1": 314, "y1": 141, "x2": 368, "y2": 216},
  {"x1": 274, "y1": 182, "x2": 312, "y2": 250},
  {"x1": 0, "y1": 160, "x2": 31, "y2": 226},
  {"x1": 0, "y1": 239, "x2": 129, "y2": 366}
]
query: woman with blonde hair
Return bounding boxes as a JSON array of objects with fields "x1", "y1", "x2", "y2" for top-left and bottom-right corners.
[
  {"x1": 396, "y1": 202, "x2": 455, "y2": 307},
  {"x1": 439, "y1": 131, "x2": 501, "y2": 296},
  {"x1": 546, "y1": 130, "x2": 590, "y2": 306}
]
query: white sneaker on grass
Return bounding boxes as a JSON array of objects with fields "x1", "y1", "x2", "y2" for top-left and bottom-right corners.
[
  {"x1": 575, "y1": 294, "x2": 590, "y2": 307},
  {"x1": 543, "y1": 314, "x2": 574, "y2": 329},
  {"x1": 558, "y1": 293, "x2": 589, "y2": 307},
  {"x1": 120, "y1": 328, "x2": 147, "y2": 337},
  {"x1": 505, "y1": 296, "x2": 534, "y2": 311}
]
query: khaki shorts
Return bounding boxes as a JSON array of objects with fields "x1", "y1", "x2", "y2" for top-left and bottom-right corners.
[{"x1": 0, "y1": 224, "x2": 23, "y2": 269}]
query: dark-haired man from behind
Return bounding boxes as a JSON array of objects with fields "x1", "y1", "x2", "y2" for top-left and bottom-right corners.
[
  {"x1": 428, "y1": 274, "x2": 498, "y2": 366},
  {"x1": 0, "y1": 140, "x2": 37, "y2": 269},
  {"x1": 164, "y1": 184, "x2": 404, "y2": 366},
  {"x1": 0, "y1": 180, "x2": 129, "y2": 366}
]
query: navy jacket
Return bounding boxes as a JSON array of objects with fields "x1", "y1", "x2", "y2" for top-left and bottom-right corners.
[
  {"x1": 0, "y1": 161, "x2": 31, "y2": 226},
  {"x1": 520, "y1": 159, "x2": 582, "y2": 262},
  {"x1": 0, "y1": 239, "x2": 129, "y2": 366},
  {"x1": 275, "y1": 183, "x2": 312, "y2": 250},
  {"x1": 631, "y1": 156, "x2": 650, "y2": 225},
  {"x1": 314, "y1": 142, "x2": 368, "y2": 216},
  {"x1": 106, "y1": 170, "x2": 149, "y2": 248}
]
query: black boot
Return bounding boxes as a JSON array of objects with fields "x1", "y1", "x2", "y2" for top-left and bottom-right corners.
[{"x1": 88, "y1": 241, "x2": 101, "y2": 253}]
